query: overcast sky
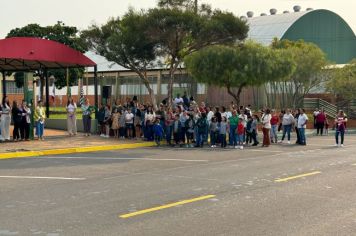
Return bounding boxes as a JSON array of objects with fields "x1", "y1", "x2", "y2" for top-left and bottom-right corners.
[{"x1": 1, "y1": 0, "x2": 355, "y2": 38}]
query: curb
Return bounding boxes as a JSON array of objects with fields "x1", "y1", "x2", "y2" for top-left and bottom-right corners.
[{"x1": 0, "y1": 142, "x2": 156, "y2": 160}]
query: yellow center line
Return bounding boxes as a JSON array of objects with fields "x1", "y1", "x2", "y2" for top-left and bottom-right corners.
[
  {"x1": 275, "y1": 171, "x2": 321, "y2": 183},
  {"x1": 119, "y1": 194, "x2": 216, "y2": 219}
]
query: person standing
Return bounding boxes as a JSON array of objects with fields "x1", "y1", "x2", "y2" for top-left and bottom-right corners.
[
  {"x1": 185, "y1": 113, "x2": 195, "y2": 148},
  {"x1": 219, "y1": 116, "x2": 228, "y2": 148},
  {"x1": 316, "y1": 109, "x2": 326, "y2": 135},
  {"x1": 209, "y1": 116, "x2": 219, "y2": 148},
  {"x1": 111, "y1": 108, "x2": 120, "y2": 138},
  {"x1": 66, "y1": 97, "x2": 77, "y2": 136},
  {"x1": 0, "y1": 96, "x2": 11, "y2": 141},
  {"x1": 335, "y1": 110, "x2": 347, "y2": 147},
  {"x1": 165, "y1": 107, "x2": 175, "y2": 146},
  {"x1": 294, "y1": 109, "x2": 301, "y2": 144},
  {"x1": 250, "y1": 114, "x2": 259, "y2": 146},
  {"x1": 238, "y1": 110, "x2": 247, "y2": 144},
  {"x1": 21, "y1": 100, "x2": 31, "y2": 141},
  {"x1": 297, "y1": 109, "x2": 308, "y2": 145},
  {"x1": 81, "y1": 98, "x2": 93, "y2": 136},
  {"x1": 144, "y1": 106, "x2": 155, "y2": 141},
  {"x1": 261, "y1": 109, "x2": 272, "y2": 147},
  {"x1": 313, "y1": 108, "x2": 319, "y2": 129},
  {"x1": 34, "y1": 100, "x2": 46, "y2": 140},
  {"x1": 237, "y1": 120, "x2": 245, "y2": 150},
  {"x1": 125, "y1": 108, "x2": 134, "y2": 139},
  {"x1": 279, "y1": 109, "x2": 294, "y2": 144},
  {"x1": 12, "y1": 100, "x2": 22, "y2": 142},
  {"x1": 228, "y1": 110, "x2": 239, "y2": 148},
  {"x1": 172, "y1": 114, "x2": 182, "y2": 146},
  {"x1": 153, "y1": 118, "x2": 164, "y2": 146},
  {"x1": 270, "y1": 110, "x2": 279, "y2": 143},
  {"x1": 195, "y1": 112, "x2": 208, "y2": 148}
]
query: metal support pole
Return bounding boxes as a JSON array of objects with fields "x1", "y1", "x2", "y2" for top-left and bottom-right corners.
[
  {"x1": 2, "y1": 71, "x2": 6, "y2": 99},
  {"x1": 45, "y1": 69, "x2": 50, "y2": 118},
  {"x1": 94, "y1": 65, "x2": 98, "y2": 117}
]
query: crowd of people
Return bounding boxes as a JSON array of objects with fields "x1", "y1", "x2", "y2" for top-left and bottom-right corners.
[
  {"x1": 0, "y1": 96, "x2": 45, "y2": 141},
  {"x1": 90, "y1": 94, "x2": 348, "y2": 148},
  {"x1": 0, "y1": 94, "x2": 349, "y2": 148}
]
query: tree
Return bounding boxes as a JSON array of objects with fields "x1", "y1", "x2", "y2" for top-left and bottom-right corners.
[
  {"x1": 326, "y1": 60, "x2": 356, "y2": 102},
  {"x1": 271, "y1": 39, "x2": 328, "y2": 108},
  {"x1": 146, "y1": 3, "x2": 248, "y2": 107},
  {"x1": 6, "y1": 22, "x2": 87, "y2": 96},
  {"x1": 185, "y1": 41, "x2": 295, "y2": 105},
  {"x1": 81, "y1": 10, "x2": 159, "y2": 108}
]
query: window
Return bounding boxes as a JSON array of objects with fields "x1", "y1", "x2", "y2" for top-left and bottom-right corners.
[{"x1": 6, "y1": 81, "x2": 24, "y2": 94}]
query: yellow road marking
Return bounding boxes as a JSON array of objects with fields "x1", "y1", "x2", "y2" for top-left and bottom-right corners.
[
  {"x1": 275, "y1": 171, "x2": 321, "y2": 183},
  {"x1": 119, "y1": 195, "x2": 216, "y2": 219}
]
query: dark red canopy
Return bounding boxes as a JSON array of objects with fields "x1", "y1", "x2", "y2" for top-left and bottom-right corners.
[{"x1": 0, "y1": 37, "x2": 96, "y2": 71}]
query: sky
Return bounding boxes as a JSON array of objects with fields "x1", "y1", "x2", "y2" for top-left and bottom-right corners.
[{"x1": 0, "y1": 0, "x2": 355, "y2": 38}]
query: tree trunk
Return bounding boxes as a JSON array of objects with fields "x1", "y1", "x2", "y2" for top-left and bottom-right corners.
[
  {"x1": 167, "y1": 61, "x2": 180, "y2": 108},
  {"x1": 227, "y1": 84, "x2": 245, "y2": 107},
  {"x1": 138, "y1": 71, "x2": 157, "y2": 111}
]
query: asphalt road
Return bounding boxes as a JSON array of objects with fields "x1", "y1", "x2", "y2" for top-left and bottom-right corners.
[{"x1": 1, "y1": 135, "x2": 356, "y2": 236}]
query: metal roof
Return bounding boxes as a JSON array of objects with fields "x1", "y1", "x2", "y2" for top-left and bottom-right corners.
[
  {"x1": 0, "y1": 37, "x2": 96, "y2": 71},
  {"x1": 85, "y1": 51, "x2": 128, "y2": 72},
  {"x1": 247, "y1": 10, "x2": 310, "y2": 45}
]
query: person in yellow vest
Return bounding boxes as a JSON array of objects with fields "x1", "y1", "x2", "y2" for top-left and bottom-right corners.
[{"x1": 34, "y1": 100, "x2": 46, "y2": 140}]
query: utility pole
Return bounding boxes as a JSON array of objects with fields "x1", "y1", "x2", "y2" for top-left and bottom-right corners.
[{"x1": 194, "y1": 0, "x2": 198, "y2": 13}]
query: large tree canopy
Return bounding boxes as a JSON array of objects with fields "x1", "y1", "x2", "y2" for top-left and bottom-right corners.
[
  {"x1": 326, "y1": 60, "x2": 356, "y2": 102},
  {"x1": 271, "y1": 39, "x2": 328, "y2": 108},
  {"x1": 6, "y1": 21, "x2": 87, "y2": 90},
  {"x1": 185, "y1": 41, "x2": 295, "y2": 105},
  {"x1": 81, "y1": 9, "x2": 159, "y2": 108},
  {"x1": 145, "y1": 4, "x2": 248, "y2": 106}
]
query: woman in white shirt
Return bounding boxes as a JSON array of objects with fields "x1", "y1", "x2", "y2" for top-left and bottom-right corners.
[
  {"x1": 261, "y1": 108, "x2": 272, "y2": 147},
  {"x1": 66, "y1": 97, "x2": 77, "y2": 136},
  {"x1": 144, "y1": 106, "x2": 156, "y2": 141},
  {"x1": 0, "y1": 96, "x2": 11, "y2": 141}
]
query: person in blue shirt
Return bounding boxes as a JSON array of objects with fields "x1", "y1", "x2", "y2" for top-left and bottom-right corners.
[{"x1": 153, "y1": 118, "x2": 164, "y2": 146}]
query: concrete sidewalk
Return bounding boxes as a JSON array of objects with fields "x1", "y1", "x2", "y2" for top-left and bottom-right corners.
[{"x1": 0, "y1": 132, "x2": 155, "y2": 159}]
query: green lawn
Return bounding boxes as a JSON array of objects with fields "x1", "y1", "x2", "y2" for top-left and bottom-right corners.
[{"x1": 49, "y1": 107, "x2": 83, "y2": 119}]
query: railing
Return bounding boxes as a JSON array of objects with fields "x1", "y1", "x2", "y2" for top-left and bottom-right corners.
[{"x1": 303, "y1": 98, "x2": 337, "y2": 118}]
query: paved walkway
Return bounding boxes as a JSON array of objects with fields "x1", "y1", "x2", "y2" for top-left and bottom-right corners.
[{"x1": 0, "y1": 128, "x2": 155, "y2": 159}]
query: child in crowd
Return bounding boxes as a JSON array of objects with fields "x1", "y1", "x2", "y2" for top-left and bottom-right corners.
[
  {"x1": 185, "y1": 113, "x2": 195, "y2": 148},
  {"x1": 209, "y1": 117, "x2": 219, "y2": 148},
  {"x1": 172, "y1": 114, "x2": 182, "y2": 146},
  {"x1": 111, "y1": 108, "x2": 120, "y2": 138},
  {"x1": 219, "y1": 116, "x2": 228, "y2": 148},
  {"x1": 246, "y1": 116, "x2": 253, "y2": 145},
  {"x1": 153, "y1": 118, "x2": 164, "y2": 146},
  {"x1": 237, "y1": 120, "x2": 245, "y2": 149},
  {"x1": 325, "y1": 118, "x2": 329, "y2": 135},
  {"x1": 125, "y1": 109, "x2": 134, "y2": 139},
  {"x1": 251, "y1": 115, "x2": 259, "y2": 146}
]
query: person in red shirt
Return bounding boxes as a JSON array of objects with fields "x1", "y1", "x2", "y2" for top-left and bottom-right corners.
[
  {"x1": 270, "y1": 109, "x2": 279, "y2": 143},
  {"x1": 316, "y1": 109, "x2": 326, "y2": 135},
  {"x1": 237, "y1": 120, "x2": 245, "y2": 150},
  {"x1": 199, "y1": 102, "x2": 207, "y2": 114}
]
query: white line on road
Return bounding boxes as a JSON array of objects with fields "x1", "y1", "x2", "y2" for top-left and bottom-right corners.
[
  {"x1": 38, "y1": 157, "x2": 209, "y2": 162},
  {"x1": 0, "y1": 176, "x2": 86, "y2": 180}
]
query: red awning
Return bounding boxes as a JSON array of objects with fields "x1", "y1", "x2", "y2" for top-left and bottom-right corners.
[{"x1": 0, "y1": 37, "x2": 96, "y2": 71}]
